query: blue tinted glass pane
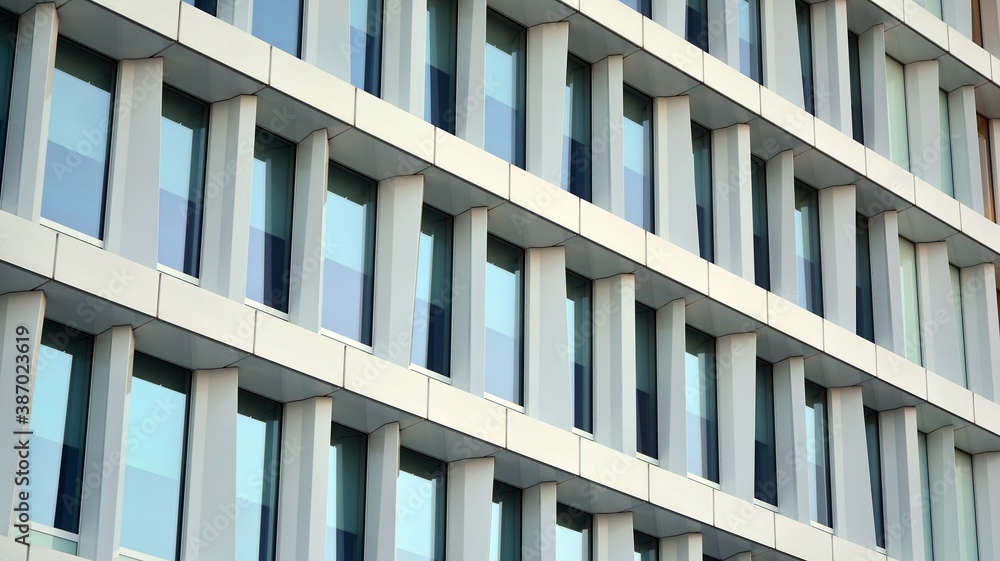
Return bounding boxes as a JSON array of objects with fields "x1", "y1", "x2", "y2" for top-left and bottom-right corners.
[
  {"x1": 865, "y1": 409, "x2": 885, "y2": 549},
  {"x1": 567, "y1": 272, "x2": 593, "y2": 433},
  {"x1": 490, "y1": 482, "x2": 521, "y2": 561},
  {"x1": 0, "y1": 12, "x2": 16, "y2": 176},
  {"x1": 751, "y1": 157, "x2": 769, "y2": 290},
  {"x1": 485, "y1": 236, "x2": 524, "y2": 404},
  {"x1": 624, "y1": 88, "x2": 653, "y2": 231},
  {"x1": 350, "y1": 0, "x2": 383, "y2": 95},
  {"x1": 42, "y1": 41, "x2": 115, "y2": 240},
  {"x1": 181, "y1": 0, "x2": 217, "y2": 14},
  {"x1": 412, "y1": 206, "x2": 453, "y2": 376},
  {"x1": 159, "y1": 87, "x2": 208, "y2": 277},
  {"x1": 30, "y1": 322, "x2": 92, "y2": 534},
  {"x1": 426, "y1": 0, "x2": 457, "y2": 133},
  {"x1": 794, "y1": 182, "x2": 823, "y2": 316},
  {"x1": 328, "y1": 424, "x2": 366, "y2": 561},
  {"x1": 805, "y1": 382, "x2": 832, "y2": 527},
  {"x1": 856, "y1": 215, "x2": 875, "y2": 342},
  {"x1": 236, "y1": 392, "x2": 281, "y2": 561},
  {"x1": 555, "y1": 504, "x2": 591, "y2": 561},
  {"x1": 738, "y1": 0, "x2": 762, "y2": 82},
  {"x1": 692, "y1": 124, "x2": 714, "y2": 262},
  {"x1": 633, "y1": 532, "x2": 657, "y2": 560},
  {"x1": 121, "y1": 355, "x2": 189, "y2": 560},
  {"x1": 848, "y1": 32, "x2": 864, "y2": 144},
  {"x1": 485, "y1": 13, "x2": 526, "y2": 167},
  {"x1": 635, "y1": 303, "x2": 657, "y2": 457},
  {"x1": 251, "y1": 0, "x2": 302, "y2": 55},
  {"x1": 686, "y1": 0, "x2": 709, "y2": 50},
  {"x1": 323, "y1": 165, "x2": 376, "y2": 344},
  {"x1": 685, "y1": 328, "x2": 718, "y2": 482},
  {"x1": 563, "y1": 56, "x2": 592, "y2": 200},
  {"x1": 397, "y1": 450, "x2": 446, "y2": 561},
  {"x1": 754, "y1": 361, "x2": 777, "y2": 505},
  {"x1": 248, "y1": 131, "x2": 294, "y2": 312},
  {"x1": 618, "y1": 0, "x2": 651, "y2": 17},
  {"x1": 797, "y1": 0, "x2": 815, "y2": 115}
]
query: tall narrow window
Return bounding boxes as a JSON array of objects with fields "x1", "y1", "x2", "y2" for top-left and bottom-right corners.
[
  {"x1": 950, "y1": 265, "x2": 968, "y2": 386},
  {"x1": 796, "y1": 0, "x2": 815, "y2": 115},
  {"x1": 973, "y1": 0, "x2": 984, "y2": 47},
  {"x1": 939, "y1": 91, "x2": 955, "y2": 196},
  {"x1": 686, "y1": 328, "x2": 718, "y2": 483},
  {"x1": 865, "y1": 408, "x2": 885, "y2": 549},
  {"x1": 886, "y1": 56, "x2": 910, "y2": 169},
  {"x1": 412, "y1": 206, "x2": 453, "y2": 376},
  {"x1": 556, "y1": 504, "x2": 592, "y2": 561},
  {"x1": 328, "y1": 424, "x2": 367, "y2": 561},
  {"x1": 795, "y1": 181, "x2": 823, "y2": 316},
  {"x1": 751, "y1": 156, "x2": 770, "y2": 290},
  {"x1": 251, "y1": 0, "x2": 302, "y2": 55},
  {"x1": 159, "y1": 87, "x2": 208, "y2": 278},
  {"x1": 42, "y1": 40, "x2": 115, "y2": 240},
  {"x1": 918, "y1": 432, "x2": 934, "y2": 561},
  {"x1": 624, "y1": 87, "x2": 654, "y2": 231},
  {"x1": 977, "y1": 114, "x2": 995, "y2": 221},
  {"x1": 248, "y1": 130, "x2": 294, "y2": 313},
  {"x1": 0, "y1": 10, "x2": 17, "y2": 176},
  {"x1": 567, "y1": 272, "x2": 593, "y2": 433},
  {"x1": 955, "y1": 450, "x2": 979, "y2": 561},
  {"x1": 754, "y1": 360, "x2": 777, "y2": 506},
  {"x1": 236, "y1": 391, "x2": 282, "y2": 561},
  {"x1": 619, "y1": 0, "x2": 651, "y2": 17},
  {"x1": 485, "y1": 12, "x2": 526, "y2": 167},
  {"x1": 564, "y1": 55, "x2": 592, "y2": 201},
  {"x1": 856, "y1": 215, "x2": 875, "y2": 342},
  {"x1": 848, "y1": 31, "x2": 865, "y2": 144},
  {"x1": 30, "y1": 321, "x2": 92, "y2": 553},
  {"x1": 120, "y1": 355, "x2": 189, "y2": 561},
  {"x1": 738, "y1": 0, "x2": 762, "y2": 82},
  {"x1": 636, "y1": 303, "x2": 657, "y2": 458},
  {"x1": 634, "y1": 532, "x2": 657, "y2": 560},
  {"x1": 899, "y1": 237, "x2": 922, "y2": 365},
  {"x1": 323, "y1": 164, "x2": 376, "y2": 344},
  {"x1": 686, "y1": 0, "x2": 709, "y2": 50},
  {"x1": 426, "y1": 0, "x2": 457, "y2": 133},
  {"x1": 486, "y1": 236, "x2": 524, "y2": 405},
  {"x1": 490, "y1": 482, "x2": 521, "y2": 561},
  {"x1": 351, "y1": 0, "x2": 383, "y2": 95},
  {"x1": 397, "y1": 450, "x2": 447, "y2": 561},
  {"x1": 692, "y1": 123, "x2": 714, "y2": 262},
  {"x1": 805, "y1": 382, "x2": 832, "y2": 528}
]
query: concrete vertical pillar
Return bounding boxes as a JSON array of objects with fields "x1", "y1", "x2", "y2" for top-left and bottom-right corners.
[
  {"x1": 711, "y1": 124, "x2": 754, "y2": 281},
  {"x1": 217, "y1": 0, "x2": 252, "y2": 31},
  {"x1": 653, "y1": 96, "x2": 699, "y2": 255},
  {"x1": 288, "y1": 129, "x2": 329, "y2": 332},
  {"x1": 524, "y1": 247, "x2": 572, "y2": 430},
  {"x1": 868, "y1": 211, "x2": 905, "y2": 356},
  {"x1": 446, "y1": 458, "x2": 495, "y2": 561},
  {"x1": 904, "y1": 60, "x2": 941, "y2": 187},
  {"x1": 926, "y1": 426, "x2": 961, "y2": 561},
  {"x1": 659, "y1": 533, "x2": 702, "y2": 561},
  {"x1": 200, "y1": 95, "x2": 257, "y2": 302},
  {"x1": 301, "y1": 0, "x2": 351, "y2": 81},
  {"x1": 104, "y1": 58, "x2": 163, "y2": 268},
  {"x1": 961, "y1": 264, "x2": 1000, "y2": 400},
  {"x1": 944, "y1": 0, "x2": 974, "y2": 38},
  {"x1": 948, "y1": 86, "x2": 985, "y2": 211},
  {"x1": 593, "y1": 513, "x2": 634, "y2": 561},
  {"x1": 811, "y1": 0, "x2": 852, "y2": 134},
  {"x1": 983, "y1": 0, "x2": 1000, "y2": 55},
  {"x1": 762, "y1": 0, "x2": 805, "y2": 106},
  {"x1": 973, "y1": 452, "x2": 1000, "y2": 561},
  {"x1": 591, "y1": 55, "x2": 625, "y2": 218},
  {"x1": 276, "y1": 397, "x2": 333, "y2": 561},
  {"x1": 915, "y1": 242, "x2": 962, "y2": 384},
  {"x1": 452, "y1": 207, "x2": 488, "y2": 397},
  {"x1": 526, "y1": 22, "x2": 569, "y2": 186},
  {"x1": 180, "y1": 368, "x2": 240, "y2": 561},
  {"x1": 0, "y1": 292, "x2": 45, "y2": 537},
  {"x1": 522, "y1": 482, "x2": 558, "y2": 561},
  {"x1": 382, "y1": 0, "x2": 427, "y2": 116},
  {"x1": 716, "y1": 333, "x2": 757, "y2": 502},
  {"x1": 593, "y1": 274, "x2": 637, "y2": 455},
  {"x1": 0, "y1": 3, "x2": 58, "y2": 221},
  {"x1": 827, "y1": 387, "x2": 876, "y2": 545},
  {"x1": 767, "y1": 150, "x2": 797, "y2": 302},
  {"x1": 656, "y1": 299, "x2": 687, "y2": 474},
  {"x1": 372, "y1": 175, "x2": 425, "y2": 366},
  {"x1": 818, "y1": 184, "x2": 857, "y2": 331},
  {"x1": 707, "y1": 0, "x2": 739, "y2": 68},
  {"x1": 859, "y1": 25, "x2": 890, "y2": 157},
  {"x1": 651, "y1": 0, "x2": 686, "y2": 36},
  {"x1": 879, "y1": 407, "x2": 926, "y2": 561},
  {"x1": 455, "y1": 0, "x2": 488, "y2": 145},
  {"x1": 364, "y1": 422, "x2": 400, "y2": 561},
  {"x1": 77, "y1": 326, "x2": 134, "y2": 561},
  {"x1": 773, "y1": 357, "x2": 811, "y2": 523}
]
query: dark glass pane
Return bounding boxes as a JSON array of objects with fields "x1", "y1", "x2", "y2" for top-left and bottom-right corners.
[
  {"x1": 251, "y1": 0, "x2": 302, "y2": 56},
  {"x1": 978, "y1": 114, "x2": 995, "y2": 222},
  {"x1": 848, "y1": 32, "x2": 865, "y2": 144},
  {"x1": 490, "y1": 482, "x2": 521, "y2": 561},
  {"x1": 236, "y1": 391, "x2": 282, "y2": 561},
  {"x1": 555, "y1": 504, "x2": 592, "y2": 561},
  {"x1": 685, "y1": 328, "x2": 718, "y2": 482},
  {"x1": 795, "y1": 181, "x2": 823, "y2": 316},
  {"x1": 624, "y1": 87, "x2": 653, "y2": 231},
  {"x1": 412, "y1": 206, "x2": 453, "y2": 376},
  {"x1": 567, "y1": 272, "x2": 593, "y2": 433},
  {"x1": 692, "y1": 123, "x2": 714, "y2": 262},
  {"x1": 351, "y1": 0, "x2": 383, "y2": 96},
  {"x1": 686, "y1": 0, "x2": 709, "y2": 50},
  {"x1": 485, "y1": 12, "x2": 526, "y2": 167},
  {"x1": 564, "y1": 55, "x2": 592, "y2": 201},
  {"x1": 797, "y1": 0, "x2": 815, "y2": 115},
  {"x1": 865, "y1": 409, "x2": 885, "y2": 549},
  {"x1": 0, "y1": 11, "x2": 17, "y2": 178},
  {"x1": 426, "y1": 0, "x2": 457, "y2": 133},
  {"x1": 738, "y1": 0, "x2": 762, "y2": 82},
  {"x1": 805, "y1": 382, "x2": 832, "y2": 527},
  {"x1": 634, "y1": 532, "x2": 657, "y2": 560},
  {"x1": 856, "y1": 215, "x2": 875, "y2": 342},
  {"x1": 619, "y1": 0, "x2": 651, "y2": 17},
  {"x1": 754, "y1": 360, "x2": 777, "y2": 505},
  {"x1": 751, "y1": 156, "x2": 769, "y2": 290},
  {"x1": 485, "y1": 236, "x2": 524, "y2": 405},
  {"x1": 328, "y1": 424, "x2": 367, "y2": 561},
  {"x1": 397, "y1": 450, "x2": 447, "y2": 561},
  {"x1": 181, "y1": 0, "x2": 217, "y2": 15},
  {"x1": 248, "y1": 130, "x2": 294, "y2": 312},
  {"x1": 635, "y1": 303, "x2": 657, "y2": 458}
]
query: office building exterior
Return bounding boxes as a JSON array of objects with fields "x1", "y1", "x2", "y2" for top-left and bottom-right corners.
[{"x1": 0, "y1": 0, "x2": 999, "y2": 559}]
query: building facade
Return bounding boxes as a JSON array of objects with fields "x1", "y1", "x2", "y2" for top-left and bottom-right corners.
[{"x1": 0, "y1": 0, "x2": 999, "y2": 560}]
